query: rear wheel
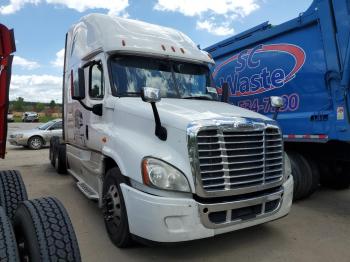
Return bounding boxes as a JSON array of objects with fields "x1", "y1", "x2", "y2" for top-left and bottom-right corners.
[
  {"x1": 49, "y1": 137, "x2": 59, "y2": 167},
  {"x1": 287, "y1": 151, "x2": 313, "y2": 200},
  {"x1": 320, "y1": 160, "x2": 350, "y2": 189},
  {"x1": 55, "y1": 144, "x2": 67, "y2": 175},
  {"x1": 14, "y1": 197, "x2": 81, "y2": 262},
  {"x1": 0, "y1": 170, "x2": 28, "y2": 220},
  {"x1": 0, "y1": 207, "x2": 20, "y2": 262},
  {"x1": 28, "y1": 136, "x2": 43, "y2": 150},
  {"x1": 304, "y1": 156, "x2": 320, "y2": 196},
  {"x1": 102, "y1": 167, "x2": 133, "y2": 248}
]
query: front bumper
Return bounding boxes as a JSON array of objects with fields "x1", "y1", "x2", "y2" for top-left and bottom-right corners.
[
  {"x1": 121, "y1": 176, "x2": 293, "y2": 243},
  {"x1": 8, "y1": 138, "x2": 28, "y2": 146}
]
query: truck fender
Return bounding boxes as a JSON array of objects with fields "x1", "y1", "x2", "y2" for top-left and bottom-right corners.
[{"x1": 101, "y1": 146, "x2": 127, "y2": 178}]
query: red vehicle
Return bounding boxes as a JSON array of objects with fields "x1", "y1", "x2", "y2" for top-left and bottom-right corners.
[
  {"x1": 0, "y1": 24, "x2": 81, "y2": 261},
  {"x1": 0, "y1": 23, "x2": 15, "y2": 159}
]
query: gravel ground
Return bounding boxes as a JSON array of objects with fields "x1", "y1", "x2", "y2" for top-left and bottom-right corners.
[{"x1": 1, "y1": 122, "x2": 350, "y2": 262}]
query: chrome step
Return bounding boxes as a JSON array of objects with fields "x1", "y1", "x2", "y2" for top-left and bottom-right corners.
[{"x1": 76, "y1": 181, "x2": 99, "y2": 200}]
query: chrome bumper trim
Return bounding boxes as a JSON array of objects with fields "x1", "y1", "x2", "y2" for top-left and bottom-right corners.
[{"x1": 198, "y1": 188, "x2": 284, "y2": 229}]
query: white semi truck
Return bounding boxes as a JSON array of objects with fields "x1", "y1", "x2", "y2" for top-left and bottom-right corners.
[{"x1": 51, "y1": 14, "x2": 293, "y2": 247}]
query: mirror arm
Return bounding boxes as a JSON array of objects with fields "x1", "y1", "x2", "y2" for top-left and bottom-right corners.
[
  {"x1": 78, "y1": 99, "x2": 93, "y2": 111},
  {"x1": 273, "y1": 109, "x2": 279, "y2": 120},
  {"x1": 77, "y1": 100, "x2": 103, "y2": 116},
  {"x1": 151, "y1": 102, "x2": 167, "y2": 141}
]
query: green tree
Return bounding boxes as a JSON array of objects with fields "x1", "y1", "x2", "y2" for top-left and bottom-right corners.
[
  {"x1": 13, "y1": 97, "x2": 24, "y2": 111},
  {"x1": 49, "y1": 100, "x2": 56, "y2": 110},
  {"x1": 36, "y1": 102, "x2": 45, "y2": 112}
]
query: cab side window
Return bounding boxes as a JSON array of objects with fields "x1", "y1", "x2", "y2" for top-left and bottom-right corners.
[{"x1": 89, "y1": 63, "x2": 104, "y2": 99}]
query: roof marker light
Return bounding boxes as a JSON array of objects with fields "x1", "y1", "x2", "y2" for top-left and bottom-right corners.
[
  {"x1": 161, "y1": 45, "x2": 166, "y2": 51},
  {"x1": 180, "y1": 48, "x2": 185, "y2": 54},
  {"x1": 171, "y1": 46, "x2": 176, "y2": 52}
]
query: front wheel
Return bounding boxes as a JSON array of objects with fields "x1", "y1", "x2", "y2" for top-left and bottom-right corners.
[
  {"x1": 102, "y1": 167, "x2": 133, "y2": 248},
  {"x1": 28, "y1": 136, "x2": 43, "y2": 150}
]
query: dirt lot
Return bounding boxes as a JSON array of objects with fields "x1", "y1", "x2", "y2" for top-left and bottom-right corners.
[{"x1": 1, "y1": 123, "x2": 350, "y2": 262}]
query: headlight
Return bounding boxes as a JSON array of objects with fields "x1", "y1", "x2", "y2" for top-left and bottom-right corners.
[
  {"x1": 284, "y1": 152, "x2": 292, "y2": 182},
  {"x1": 141, "y1": 158, "x2": 191, "y2": 193}
]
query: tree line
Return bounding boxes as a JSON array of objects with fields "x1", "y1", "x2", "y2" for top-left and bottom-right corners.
[{"x1": 9, "y1": 97, "x2": 62, "y2": 112}]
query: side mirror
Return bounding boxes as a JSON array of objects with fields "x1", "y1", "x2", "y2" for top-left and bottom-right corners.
[
  {"x1": 141, "y1": 87, "x2": 161, "y2": 103},
  {"x1": 92, "y1": 104, "x2": 103, "y2": 116},
  {"x1": 270, "y1": 96, "x2": 284, "y2": 109},
  {"x1": 270, "y1": 96, "x2": 284, "y2": 120},
  {"x1": 206, "y1": 87, "x2": 218, "y2": 100},
  {"x1": 141, "y1": 87, "x2": 167, "y2": 141},
  {"x1": 71, "y1": 68, "x2": 86, "y2": 100}
]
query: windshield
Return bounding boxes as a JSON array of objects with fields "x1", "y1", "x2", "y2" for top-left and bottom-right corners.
[
  {"x1": 38, "y1": 121, "x2": 55, "y2": 130},
  {"x1": 110, "y1": 56, "x2": 215, "y2": 99}
]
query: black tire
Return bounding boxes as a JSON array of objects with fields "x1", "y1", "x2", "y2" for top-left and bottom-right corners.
[
  {"x1": 49, "y1": 137, "x2": 59, "y2": 167},
  {"x1": 102, "y1": 167, "x2": 133, "y2": 248},
  {"x1": 13, "y1": 197, "x2": 81, "y2": 262},
  {"x1": 27, "y1": 136, "x2": 43, "y2": 150},
  {"x1": 287, "y1": 151, "x2": 313, "y2": 200},
  {"x1": 320, "y1": 160, "x2": 350, "y2": 189},
  {"x1": 0, "y1": 170, "x2": 28, "y2": 220},
  {"x1": 289, "y1": 153, "x2": 302, "y2": 200},
  {"x1": 0, "y1": 207, "x2": 20, "y2": 262},
  {"x1": 49, "y1": 141, "x2": 54, "y2": 165},
  {"x1": 55, "y1": 144, "x2": 67, "y2": 175},
  {"x1": 304, "y1": 156, "x2": 320, "y2": 196}
]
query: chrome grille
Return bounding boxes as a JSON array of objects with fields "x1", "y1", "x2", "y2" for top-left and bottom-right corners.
[{"x1": 196, "y1": 126, "x2": 283, "y2": 195}]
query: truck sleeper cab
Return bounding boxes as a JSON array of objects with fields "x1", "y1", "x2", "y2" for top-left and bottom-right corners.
[{"x1": 58, "y1": 14, "x2": 293, "y2": 246}]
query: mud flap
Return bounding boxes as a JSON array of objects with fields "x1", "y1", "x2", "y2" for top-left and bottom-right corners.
[{"x1": 0, "y1": 24, "x2": 16, "y2": 159}]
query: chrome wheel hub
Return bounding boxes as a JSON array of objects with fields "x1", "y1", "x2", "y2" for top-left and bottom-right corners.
[
  {"x1": 103, "y1": 185, "x2": 122, "y2": 226},
  {"x1": 30, "y1": 138, "x2": 41, "y2": 149}
]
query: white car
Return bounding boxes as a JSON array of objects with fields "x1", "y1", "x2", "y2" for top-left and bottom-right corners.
[
  {"x1": 22, "y1": 112, "x2": 39, "y2": 122},
  {"x1": 7, "y1": 113, "x2": 14, "y2": 122},
  {"x1": 9, "y1": 119, "x2": 62, "y2": 149}
]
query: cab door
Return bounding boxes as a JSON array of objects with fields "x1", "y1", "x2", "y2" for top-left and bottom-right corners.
[{"x1": 85, "y1": 56, "x2": 106, "y2": 152}]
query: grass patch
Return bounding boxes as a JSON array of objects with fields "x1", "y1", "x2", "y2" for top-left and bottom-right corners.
[{"x1": 39, "y1": 116, "x2": 56, "y2": 123}]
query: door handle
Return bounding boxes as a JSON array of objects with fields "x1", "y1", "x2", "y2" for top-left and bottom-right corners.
[{"x1": 85, "y1": 125, "x2": 89, "y2": 140}]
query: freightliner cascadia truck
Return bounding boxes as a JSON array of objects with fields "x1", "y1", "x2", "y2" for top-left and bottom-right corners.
[
  {"x1": 206, "y1": 0, "x2": 350, "y2": 200},
  {"x1": 50, "y1": 14, "x2": 293, "y2": 247}
]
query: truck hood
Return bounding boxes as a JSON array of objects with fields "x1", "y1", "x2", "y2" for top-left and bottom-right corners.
[{"x1": 117, "y1": 97, "x2": 273, "y2": 131}]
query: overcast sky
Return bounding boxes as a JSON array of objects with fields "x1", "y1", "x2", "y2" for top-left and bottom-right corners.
[{"x1": 1, "y1": 0, "x2": 313, "y2": 102}]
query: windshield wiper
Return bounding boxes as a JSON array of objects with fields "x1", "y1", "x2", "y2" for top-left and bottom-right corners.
[
  {"x1": 118, "y1": 91, "x2": 141, "y2": 97},
  {"x1": 182, "y1": 95, "x2": 213, "y2": 101}
]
